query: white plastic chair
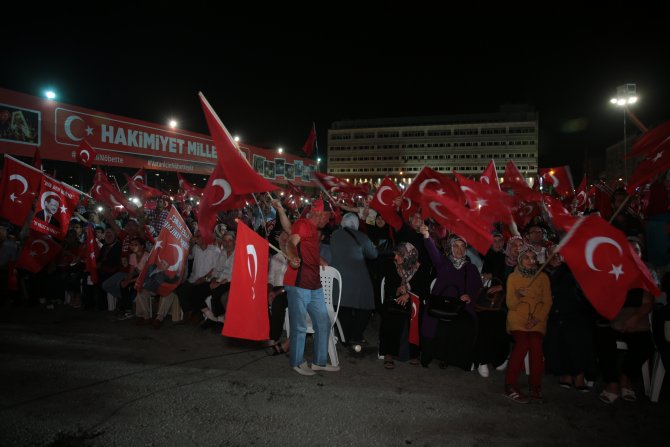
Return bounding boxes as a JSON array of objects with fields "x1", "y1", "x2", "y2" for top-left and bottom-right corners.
[
  {"x1": 284, "y1": 266, "x2": 343, "y2": 367},
  {"x1": 616, "y1": 340, "x2": 651, "y2": 397}
]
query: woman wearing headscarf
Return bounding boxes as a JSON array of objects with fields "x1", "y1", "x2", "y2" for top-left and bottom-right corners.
[
  {"x1": 330, "y1": 213, "x2": 378, "y2": 344},
  {"x1": 420, "y1": 225, "x2": 483, "y2": 370},
  {"x1": 378, "y1": 242, "x2": 430, "y2": 369},
  {"x1": 504, "y1": 247, "x2": 552, "y2": 404}
]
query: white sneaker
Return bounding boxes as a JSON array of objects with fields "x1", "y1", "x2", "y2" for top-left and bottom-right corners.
[
  {"x1": 477, "y1": 364, "x2": 490, "y2": 378},
  {"x1": 496, "y1": 360, "x2": 508, "y2": 371},
  {"x1": 311, "y1": 363, "x2": 341, "y2": 372},
  {"x1": 293, "y1": 362, "x2": 316, "y2": 376}
]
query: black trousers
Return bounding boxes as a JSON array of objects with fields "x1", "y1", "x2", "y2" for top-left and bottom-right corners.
[
  {"x1": 269, "y1": 291, "x2": 288, "y2": 341},
  {"x1": 594, "y1": 325, "x2": 654, "y2": 384},
  {"x1": 179, "y1": 281, "x2": 230, "y2": 316},
  {"x1": 473, "y1": 311, "x2": 510, "y2": 367},
  {"x1": 338, "y1": 307, "x2": 373, "y2": 343},
  {"x1": 544, "y1": 316, "x2": 594, "y2": 377}
]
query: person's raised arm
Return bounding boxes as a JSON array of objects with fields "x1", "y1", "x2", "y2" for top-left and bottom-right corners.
[
  {"x1": 271, "y1": 199, "x2": 292, "y2": 234},
  {"x1": 419, "y1": 224, "x2": 446, "y2": 269},
  {"x1": 286, "y1": 234, "x2": 302, "y2": 269}
]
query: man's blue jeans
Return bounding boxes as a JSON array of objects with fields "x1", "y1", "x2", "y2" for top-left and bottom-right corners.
[{"x1": 285, "y1": 286, "x2": 331, "y2": 367}]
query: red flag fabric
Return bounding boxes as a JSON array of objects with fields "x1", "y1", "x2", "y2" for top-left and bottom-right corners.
[
  {"x1": 84, "y1": 226, "x2": 99, "y2": 284},
  {"x1": 558, "y1": 215, "x2": 660, "y2": 319},
  {"x1": 539, "y1": 166, "x2": 574, "y2": 197},
  {"x1": 92, "y1": 168, "x2": 138, "y2": 216},
  {"x1": 33, "y1": 147, "x2": 42, "y2": 170},
  {"x1": 177, "y1": 173, "x2": 203, "y2": 197},
  {"x1": 301, "y1": 124, "x2": 316, "y2": 157},
  {"x1": 313, "y1": 172, "x2": 367, "y2": 195},
  {"x1": 199, "y1": 93, "x2": 278, "y2": 195},
  {"x1": 511, "y1": 199, "x2": 542, "y2": 231},
  {"x1": 16, "y1": 232, "x2": 62, "y2": 273},
  {"x1": 453, "y1": 171, "x2": 513, "y2": 224},
  {"x1": 502, "y1": 160, "x2": 541, "y2": 201},
  {"x1": 222, "y1": 221, "x2": 270, "y2": 341},
  {"x1": 404, "y1": 166, "x2": 465, "y2": 205},
  {"x1": 135, "y1": 206, "x2": 191, "y2": 296},
  {"x1": 130, "y1": 168, "x2": 146, "y2": 184},
  {"x1": 285, "y1": 181, "x2": 304, "y2": 199},
  {"x1": 125, "y1": 174, "x2": 164, "y2": 201},
  {"x1": 369, "y1": 176, "x2": 403, "y2": 230},
  {"x1": 629, "y1": 119, "x2": 670, "y2": 159},
  {"x1": 574, "y1": 175, "x2": 588, "y2": 212},
  {"x1": 409, "y1": 292, "x2": 420, "y2": 346},
  {"x1": 30, "y1": 176, "x2": 80, "y2": 239},
  {"x1": 0, "y1": 156, "x2": 43, "y2": 226},
  {"x1": 400, "y1": 196, "x2": 420, "y2": 222},
  {"x1": 480, "y1": 160, "x2": 500, "y2": 190},
  {"x1": 198, "y1": 163, "x2": 249, "y2": 245},
  {"x1": 75, "y1": 140, "x2": 97, "y2": 168},
  {"x1": 421, "y1": 190, "x2": 493, "y2": 255},
  {"x1": 544, "y1": 195, "x2": 578, "y2": 232},
  {"x1": 627, "y1": 141, "x2": 670, "y2": 193}
]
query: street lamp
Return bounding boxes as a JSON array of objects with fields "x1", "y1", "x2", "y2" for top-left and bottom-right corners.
[
  {"x1": 278, "y1": 147, "x2": 283, "y2": 154},
  {"x1": 610, "y1": 83, "x2": 638, "y2": 183},
  {"x1": 168, "y1": 119, "x2": 178, "y2": 129}
]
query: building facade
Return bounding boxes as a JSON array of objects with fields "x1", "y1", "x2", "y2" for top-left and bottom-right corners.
[{"x1": 327, "y1": 108, "x2": 539, "y2": 186}]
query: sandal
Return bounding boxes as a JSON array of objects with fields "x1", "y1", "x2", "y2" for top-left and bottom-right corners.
[
  {"x1": 621, "y1": 387, "x2": 636, "y2": 402},
  {"x1": 265, "y1": 343, "x2": 288, "y2": 357},
  {"x1": 384, "y1": 360, "x2": 395, "y2": 370},
  {"x1": 504, "y1": 385, "x2": 529, "y2": 404},
  {"x1": 599, "y1": 390, "x2": 619, "y2": 404}
]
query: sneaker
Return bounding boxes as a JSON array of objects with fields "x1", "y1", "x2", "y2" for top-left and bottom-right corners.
[
  {"x1": 311, "y1": 363, "x2": 341, "y2": 372},
  {"x1": 505, "y1": 385, "x2": 529, "y2": 404},
  {"x1": 118, "y1": 311, "x2": 135, "y2": 321},
  {"x1": 477, "y1": 364, "x2": 490, "y2": 378},
  {"x1": 496, "y1": 360, "x2": 508, "y2": 371},
  {"x1": 293, "y1": 362, "x2": 316, "y2": 376}
]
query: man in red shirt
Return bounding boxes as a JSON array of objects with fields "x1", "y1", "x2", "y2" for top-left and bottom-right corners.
[{"x1": 284, "y1": 199, "x2": 339, "y2": 375}]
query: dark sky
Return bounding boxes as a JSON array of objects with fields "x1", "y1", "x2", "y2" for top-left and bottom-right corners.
[{"x1": 3, "y1": 18, "x2": 669, "y2": 180}]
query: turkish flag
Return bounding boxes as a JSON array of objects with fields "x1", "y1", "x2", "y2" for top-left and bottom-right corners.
[
  {"x1": 404, "y1": 166, "x2": 464, "y2": 205},
  {"x1": 502, "y1": 160, "x2": 541, "y2": 201},
  {"x1": 285, "y1": 180, "x2": 304, "y2": 199},
  {"x1": 409, "y1": 292, "x2": 420, "y2": 346},
  {"x1": 558, "y1": 215, "x2": 660, "y2": 319},
  {"x1": 511, "y1": 199, "x2": 542, "y2": 231},
  {"x1": 130, "y1": 168, "x2": 146, "y2": 184},
  {"x1": 453, "y1": 171, "x2": 513, "y2": 224},
  {"x1": 125, "y1": 174, "x2": 163, "y2": 201},
  {"x1": 84, "y1": 226, "x2": 100, "y2": 284},
  {"x1": 301, "y1": 124, "x2": 316, "y2": 157},
  {"x1": 539, "y1": 166, "x2": 574, "y2": 197},
  {"x1": 369, "y1": 176, "x2": 403, "y2": 230},
  {"x1": 627, "y1": 141, "x2": 670, "y2": 193},
  {"x1": 16, "y1": 232, "x2": 62, "y2": 273},
  {"x1": 0, "y1": 155, "x2": 43, "y2": 226},
  {"x1": 75, "y1": 140, "x2": 97, "y2": 168},
  {"x1": 222, "y1": 221, "x2": 270, "y2": 341},
  {"x1": 30, "y1": 176, "x2": 80, "y2": 239},
  {"x1": 314, "y1": 172, "x2": 368, "y2": 195},
  {"x1": 135, "y1": 206, "x2": 191, "y2": 296},
  {"x1": 177, "y1": 173, "x2": 203, "y2": 198},
  {"x1": 199, "y1": 93, "x2": 278, "y2": 196},
  {"x1": 480, "y1": 160, "x2": 500, "y2": 190},
  {"x1": 92, "y1": 168, "x2": 138, "y2": 217},
  {"x1": 198, "y1": 163, "x2": 249, "y2": 245},
  {"x1": 544, "y1": 195, "x2": 578, "y2": 233},
  {"x1": 421, "y1": 190, "x2": 493, "y2": 255},
  {"x1": 573, "y1": 175, "x2": 588, "y2": 212},
  {"x1": 629, "y1": 119, "x2": 670, "y2": 159}
]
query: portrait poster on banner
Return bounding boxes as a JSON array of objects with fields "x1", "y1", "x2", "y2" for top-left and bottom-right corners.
[
  {"x1": 302, "y1": 164, "x2": 312, "y2": 182},
  {"x1": 275, "y1": 158, "x2": 285, "y2": 177},
  {"x1": 253, "y1": 155, "x2": 265, "y2": 174},
  {"x1": 0, "y1": 105, "x2": 41, "y2": 145},
  {"x1": 294, "y1": 160, "x2": 303, "y2": 178},
  {"x1": 264, "y1": 160, "x2": 275, "y2": 179},
  {"x1": 30, "y1": 176, "x2": 79, "y2": 239},
  {"x1": 285, "y1": 163, "x2": 294, "y2": 180}
]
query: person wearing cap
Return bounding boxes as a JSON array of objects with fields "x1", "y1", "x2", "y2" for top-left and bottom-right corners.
[
  {"x1": 143, "y1": 195, "x2": 170, "y2": 235},
  {"x1": 283, "y1": 198, "x2": 339, "y2": 375}
]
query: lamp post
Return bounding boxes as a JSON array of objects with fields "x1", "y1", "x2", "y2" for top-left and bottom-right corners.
[{"x1": 610, "y1": 83, "x2": 638, "y2": 183}]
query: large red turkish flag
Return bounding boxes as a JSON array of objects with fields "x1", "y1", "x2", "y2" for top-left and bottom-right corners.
[
  {"x1": 199, "y1": 92, "x2": 278, "y2": 196},
  {"x1": 177, "y1": 173, "x2": 203, "y2": 198},
  {"x1": 453, "y1": 171, "x2": 513, "y2": 224},
  {"x1": 75, "y1": 140, "x2": 97, "y2": 168},
  {"x1": 404, "y1": 166, "x2": 464, "y2": 205},
  {"x1": 92, "y1": 168, "x2": 138, "y2": 217},
  {"x1": 573, "y1": 175, "x2": 588, "y2": 212},
  {"x1": 135, "y1": 206, "x2": 191, "y2": 296},
  {"x1": 124, "y1": 174, "x2": 164, "y2": 201},
  {"x1": 539, "y1": 166, "x2": 574, "y2": 197},
  {"x1": 301, "y1": 124, "x2": 316, "y2": 157},
  {"x1": 30, "y1": 176, "x2": 80, "y2": 239},
  {"x1": 502, "y1": 160, "x2": 541, "y2": 201},
  {"x1": 558, "y1": 215, "x2": 660, "y2": 319},
  {"x1": 0, "y1": 155, "x2": 43, "y2": 226},
  {"x1": 369, "y1": 176, "x2": 403, "y2": 230},
  {"x1": 480, "y1": 160, "x2": 500, "y2": 190},
  {"x1": 222, "y1": 221, "x2": 270, "y2": 341},
  {"x1": 629, "y1": 119, "x2": 670, "y2": 158},
  {"x1": 313, "y1": 172, "x2": 368, "y2": 195},
  {"x1": 16, "y1": 232, "x2": 62, "y2": 273},
  {"x1": 627, "y1": 141, "x2": 670, "y2": 193}
]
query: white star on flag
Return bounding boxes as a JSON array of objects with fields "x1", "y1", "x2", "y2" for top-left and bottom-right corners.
[
  {"x1": 608, "y1": 264, "x2": 624, "y2": 280},
  {"x1": 29, "y1": 251, "x2": 37, "y2": 257},
  {"x1": 652, "y1": 151, "x2": 663, "y2": 163},
  {"x1": 154, "y1": 240, "x2": 163, "y2": 249},
  {"x1": 60, "y1": 205, "x2": 67, "y2": 214},
  {"x1": 10, "y1": 193, "x2": 16, "y2": 202},
  {"x1": 90, "y1": 252, "x2": 96, "y2": 259},
  {"x1": 475, "y1": 199, "x2": 488, "y2": 208},
  {"x1": 436, "y1": 188, "x2": 446, "y2": 195},
  {"x1": 85, "y1": 126, "x2": 94, "y2": 136}
]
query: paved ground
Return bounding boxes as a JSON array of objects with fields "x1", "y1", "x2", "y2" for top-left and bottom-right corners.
[{"x1": 0, "y1": 306, "x2": 668, "y2": 447}]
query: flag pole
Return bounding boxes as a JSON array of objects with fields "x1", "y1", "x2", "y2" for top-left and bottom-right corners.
[
  {"x1": 608, "y1": 192, "x2": 634, "y2": 224},
  {"x1": 251, "y1": 193, "x2": 269, "y2": 240},
  {"x1": 527, "y1": 216, "x2": 586, "y2": 286}
]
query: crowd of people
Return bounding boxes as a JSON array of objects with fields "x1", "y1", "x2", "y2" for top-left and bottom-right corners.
[{"x1": 1, "y1": 176, "x2": 669, "y2": 404}]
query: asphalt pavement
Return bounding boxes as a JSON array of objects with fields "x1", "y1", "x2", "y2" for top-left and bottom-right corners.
[{"x1": 0, "y1": 306, "x2": 668, "y2": 446}]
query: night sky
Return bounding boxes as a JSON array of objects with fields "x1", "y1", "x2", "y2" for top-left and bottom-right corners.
[{"x1": 3, "y1": 18, "x2": 669, "y2": 182}]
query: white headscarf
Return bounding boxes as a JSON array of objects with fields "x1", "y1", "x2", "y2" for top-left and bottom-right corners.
[{"x1": 341, "y1": 212, "x2": 360, "y2": 231}]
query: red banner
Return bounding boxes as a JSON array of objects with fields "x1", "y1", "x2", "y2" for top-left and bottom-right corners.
[
  {"x1": 30, "y1": 176, "x2": 80, "y2": 239},
  {"x1": 222, "y1": 221, "x2": 270, "y2": 341},
  {"x1": 0, "y1": 155, "x2": 43, "y2": 226},
  {"x1": 0, "y1": 87, "x2": 317, "y2": 184}
]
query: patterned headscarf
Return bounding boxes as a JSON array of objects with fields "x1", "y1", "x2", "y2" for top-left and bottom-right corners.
[
  {"x1": 395, "y1": 242, "x2": 419, "y2": 291},
  {"x1": 340, "y1": 212, "x2": 359, "y2": 230},
  {"x1": 448, "y1": 235, "x2": 468, "y2": 270},
  {"x1": 516, "y1": 246, "x2": 539, "y2": 278},
  {"x1": 505, "y1": 235, "x2": 525, "y2": 268}
]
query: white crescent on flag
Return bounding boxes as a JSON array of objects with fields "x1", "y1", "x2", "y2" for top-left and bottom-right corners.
[
  {"x1": 429, "y1": 201, "x2": 448, "y2": 219},
  {"x1": 584, "y1": 237, "x2": 623, "y2": 271},
  {"x1": 481, "y1": 175, "x2": 490, "y2": 184},
  {"x1": 80, "y1": 149, "x2": 90, "y2": 163},
  {"x1": 32, "y1": 239, "x2": 50, "y2": 255},
  {"x1": 212, "y1": 179, "x2": 232, "y2": 205},
  {"x1": 246, "y1": 244, "x2": 258, "y2": 300},
  {"x1": 376, "y1": 185, "x2": 392, "y2": 206},
  {"x1": 419, "y1": 179, "x2": 439, "y2": 193}
]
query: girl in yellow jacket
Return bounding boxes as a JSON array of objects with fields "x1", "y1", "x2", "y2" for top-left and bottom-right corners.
[{"x1": 504, "y1": 247, "x2": 552, "y2": 403}]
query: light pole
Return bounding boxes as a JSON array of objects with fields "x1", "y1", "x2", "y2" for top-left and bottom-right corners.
[{"x1": 610, "y1": 83, "x2": 638, "y2": 183}]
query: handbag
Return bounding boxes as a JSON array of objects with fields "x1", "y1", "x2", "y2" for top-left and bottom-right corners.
[
  {"x1": 474, "y1": 277, "x2": 505, "y2": 312},
  {"x1": 427, "y1": 268, "x2": 468, "y2": 322},
  {"x1": 385, "y1": 297, "x2": 411, "y2": 315}
]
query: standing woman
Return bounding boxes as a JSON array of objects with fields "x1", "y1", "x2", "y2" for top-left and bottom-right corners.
[
  {"x1": 504, "y1": 247, "x2": 552, "y2": 403},
  {"x1": 378, "y1": 242, "x2": 430, "y2": 369},
  {"x1": 330, "y1": 213, "x2": 378, "y2": 344}
]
